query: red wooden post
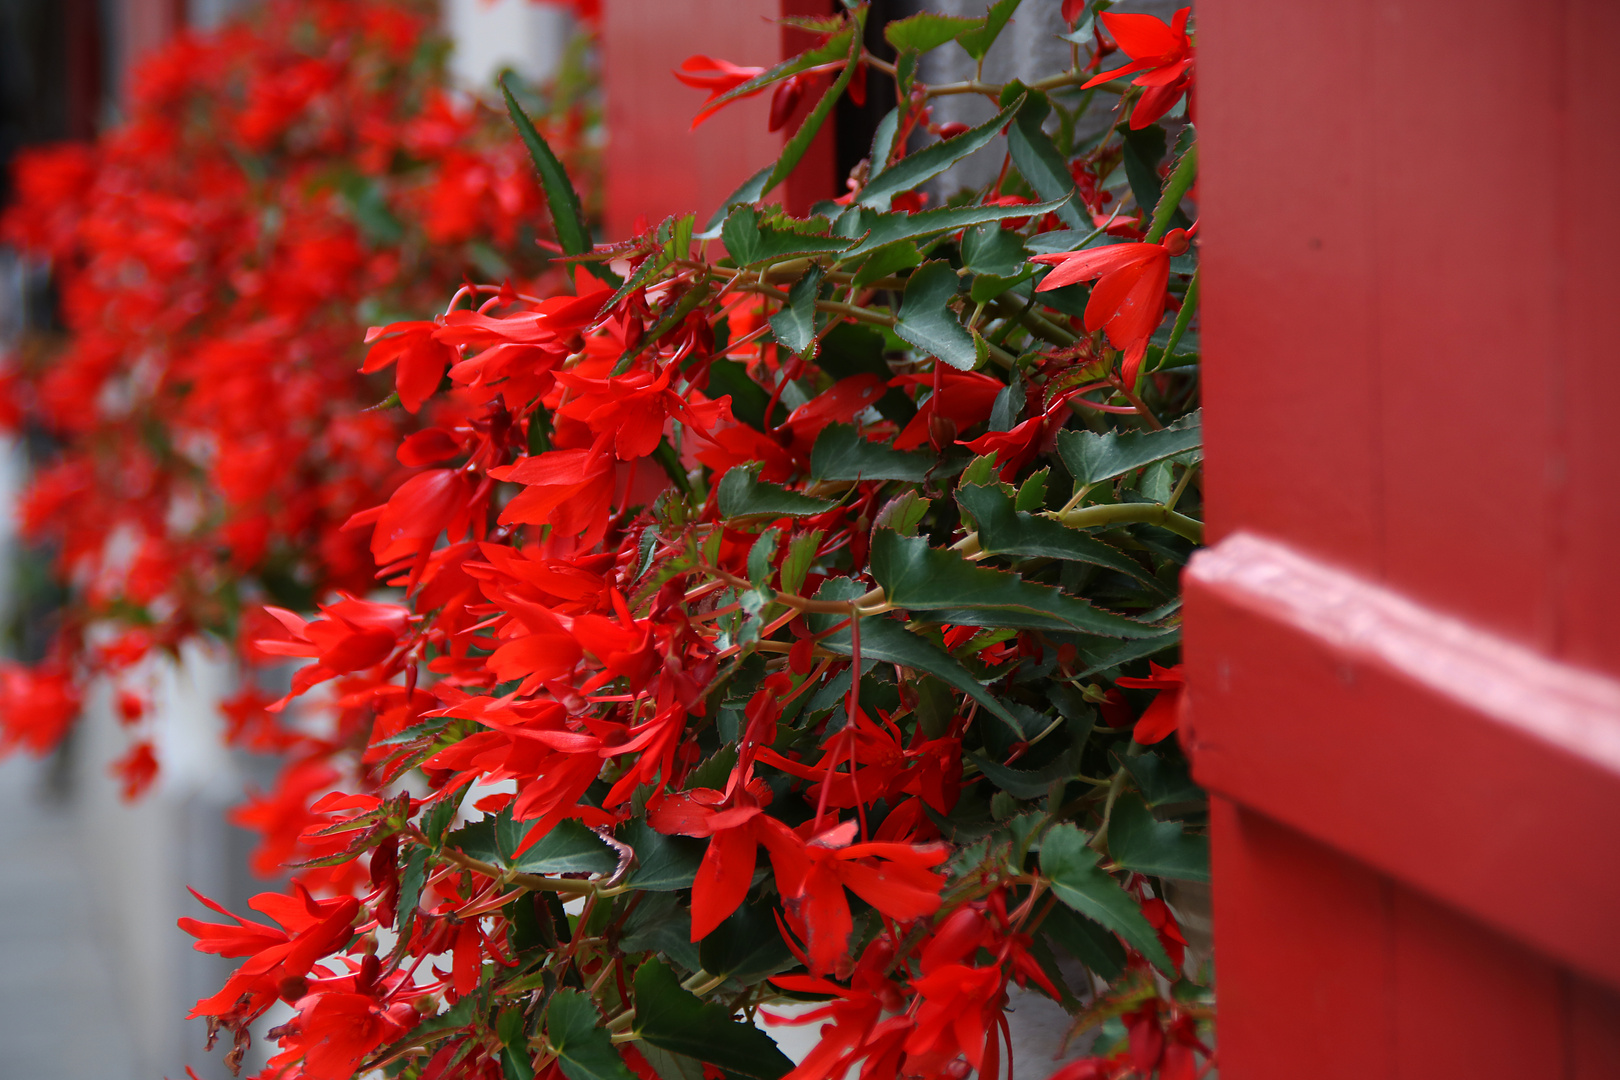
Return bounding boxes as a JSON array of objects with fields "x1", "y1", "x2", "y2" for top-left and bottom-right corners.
[
  {"x1": 118, "y1": 0, "x2": 187, "y2": 96},
  {"x1": 599, "y1": 0, "x2": 835, "y2": 241},
  {"x1": 1187, "y1": 0, "x2": 1620, "y2": 1074}
]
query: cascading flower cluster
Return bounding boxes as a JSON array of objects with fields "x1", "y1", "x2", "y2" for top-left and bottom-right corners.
[
  {"x1": 0, "y1": 0, "x2": 594, "y2": 811},
  {"x1": 18, "y1": 1, "x2": 1212, "y2": 1077}
]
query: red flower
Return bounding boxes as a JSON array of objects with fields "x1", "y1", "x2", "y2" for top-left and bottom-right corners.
[
  {"x1": 765, "y1": 819, "x2": 949, "y2": 975},
  {"x1": 286, "y1": 989, "x2": 413, "y2": 1080},
  {"x1": 905, "y1": 962, "x2": 1006, "y2": 1074},
  {"x1": 488, "y1": 435, "x2": 617, "y2": 543},
  {"x1": 673, "y1": 55, "x2": 767, "y2": 129},
  {"x1": 1083, "y1": 8, "x2": 1193, "y2": 129},
  {"x1": 1033, "y1": 231, "x2": 1191, "y2": 386},
  {"x1": 111, "y1": 740, "x2": 160, "y2": 800},
  {"x1": 0, "y1": 662, "x2": 80, "y2": 756},
  {"x1": 1115, "y1": 661, "x2": 1186, "y2": 744},
  {"x1": 648, "y1": 779, "x2": 777, "y2": 939},
  {"x1": 256, "y1": 597, "x2": 412, "y2": 703},
  {"x1": 180, "y1": 882, "x2": 361, "y2": 1025},
  {"x1": 361, "y1": 321, "x2": 457, "y2": 414},
  {"x1": 891, "y1": 368, "x2": 1004, "y2": 451}
]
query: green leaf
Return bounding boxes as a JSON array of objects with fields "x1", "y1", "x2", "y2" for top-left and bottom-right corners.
[
  {"x1": 859, "y1": 96, "x2": 1024, "y2": 211},
  {"x1": 767, "y1": 266, "x2": 824, "y2": 355},
  {"x1": 805, "y1": 578, "x2": 1023, "y2": 734},
  {"x1": 546, "y1": 990, "x2": 635, "y2": 1080},
  {"x1": 850, "y1": 240, "x2": 923, "y2": 290},
  {"x1": 835, "y1": 198, "x2": 1071, "y2": 262},
  {"x1": 507, "y1": 818, "x2": 618, "y2": 876},
  {"x1": 869, "y1": 529, "x2": 1156, "y2": 637},
  {"x1": 705, "y1": 359, "x2": 776, "y2": 431},
  {"x1": 810, "y1": 425, "x2": 933, "y2": 482},
  {"x1": 874, "y1": 490, "x2": 931, "y2": 536},
  {"x1": 501, "y1": 78, "x2": 617, "y2": 286},
  {"x1": 761, "y1": 21, "x2": 863, "y2": 196},
  {"x1": 634, "y1": 959, "x2": 794, "y2": 1080},
  {"x1": 1040, "y1": 901, "x2": 1125, "y2": 980},
  {"x1": 395, "y1": 844, "x2": 428, "y2": 937},
  {"x1": 867, "y1": 107, "x2": 901, "y2": 179},
  {"x1": 698, "y1": 898, "x2": 797, "y2": 985},
  {"x1": 639, "y1": 1047, "x2": 707, "y2": 1080},
  {"x1": 969, "y1": 748, "x2": 1080, "y2": 800},
  {"x1": 960, "y1": 453, "x2": 1001, "y2": 488},
  {"x1": 779, "y1": 530, "x2": 823, "y2": 596},
  {"x1": 1121, "y1": 125, "x2": 1168, "y2": 218},
  {"x1": 1056, "y1": 409, "x2": 1202, "y2": 486},
  {"x1": 620, "y1": 893, "x2": 702, "y2": 972},
  {"x1": 1007, "y1": 95, "x2": 1088, "y2": 231},
  {"x1": 620, "y1": 819, "x2": 706, "y2": 892},
  {"x1": 1108, "y1": 795, "x2": 1210, "y2": 883},
  {"x1": 599, "y1": 252, "x2": 661, "y2": 317},
  {"x1": 425, "y1": 792, "x2": 460, "y2": 846},
  {"x1": 956, "y1": 484, "x2": 1167, "y2": 593},
  {"x1": 716, "y1": 465, "x2": 835, "y2": 520},
  {"x1": 1145, "y1": 141, "x2": 1198, "y2": 245},
  {"x1": 970, "y1": 269, "x2": 1035, "y2": 305},
  {"x1": 957, "y1": 0, "x2": 1022, "y2": 60},
  {"x1": 1070, "y1": 630, "x2": 1183, "y2": 679},
  {"x1": 961, "y1": 223, "x2": 1029, "y2": 278},
  {"x1": 499, "y1": 1005, "x2": 536, "y2": 1080},
  {"x1": 1138, "y1": 460, "x2": 1173, "y2": 503},
  {"x1": 446, "y1": 817, "x2": 503, "y2": 865},
  {"x1": 1015, "y1": 469, "x2": 1048, "y2": 512},
  {"x1": 722, "y1": 208, "x2": 850, "y2": 268},
  {"x1": 884, "y1": 11, "x2": 982, "y2": 53},
  {"x1": 704, "y1": 27, "x2": 855, "y2": 113},
  {"x1": 987, "y1": 371, "x2": 1024, "y2": 432},
  {"x1": 1039, "y1": 822, "x2": 1175, "y2": 975},
  {"x1": 747, "y1": 529, "x2": 780, "y2": 589},
  {"x1": 895, "y1": 261, "x2": 975, "y2": 371},
  {"x1": 1123, "y1": 750, "x2": 1204, "y2": 808}
]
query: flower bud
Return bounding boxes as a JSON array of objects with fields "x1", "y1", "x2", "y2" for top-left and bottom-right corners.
[{"x1": 1162, "y1": 228, "x2": 1191, "y2": 256}]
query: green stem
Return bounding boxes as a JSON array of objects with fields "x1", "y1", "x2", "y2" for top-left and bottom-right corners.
[{"x1": 1052, "y1": 502, "x2": 1204, "y2": 544}]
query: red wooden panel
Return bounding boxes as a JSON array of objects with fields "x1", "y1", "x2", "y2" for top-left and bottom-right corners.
[
  {"x1": 1186, "y1": 533, "x2": 1620, "y2": 988},
  {"x1": 1194, "y1": 0, "x2": 1620, "y2": 1068},
  {"x1": 1367, "y1": 0, "x2": 1561, "y2": 649},
  {"x1": 1200, "y1": 0, "x2": 1620, "y2": 652},
  {"x1": 1208, "y1": 799, "x2": 1393, "y2": 1080},
  {"x1": 599, "y1": 0, "x2": 835, "y2": 241},
  {"x1": 119, "y1": 0, "x2": 186, "y2": 96},
  {"x1": 1196, "y1": 1, "x2": 1380, "y2": 570},
  {"x1": 1557, "y1": 0, "x2": 1620, "y2": 678},
  {"x1": 1212, "y1": 802, "x2": 1620, "y2": 1079}
]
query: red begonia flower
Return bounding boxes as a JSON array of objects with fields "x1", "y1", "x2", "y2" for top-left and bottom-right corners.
[
  {"x1": 674, "y1": 55, "x2": 767, "y2": 129},
  {"x1": 1032, "y1": 238, "x2": 1179, "y2": 386},
  {"x1": 1083, "y1": 8, "x2": 1193, "y2": 129},
  {"x1": 1115, "y1": 661, "x2": 1186, "y2": 744}
]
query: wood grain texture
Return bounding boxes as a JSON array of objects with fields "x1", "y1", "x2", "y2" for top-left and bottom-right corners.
[
  {"x1": 1193, "y1": 0, "x2": 1620, "y2": 1068},
  {"x1": 600, "y1": 0, "x2": 835, "y2": 241}
]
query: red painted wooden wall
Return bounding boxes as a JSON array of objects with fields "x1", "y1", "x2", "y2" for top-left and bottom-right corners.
[
  {"x1": 1187, "y1": 0, "x2": 1620, "y2": 1075},
  {"x1": 599, "y1": 0, "x2": 835, "y2": 241}
]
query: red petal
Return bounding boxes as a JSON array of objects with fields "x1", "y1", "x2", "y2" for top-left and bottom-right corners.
[
  {"x1": 1099, "y1": 11, "x2": 1185, "y2": 61},
  {"x1": 690, "y1": 824, "x2": 759, "y2": 940}
]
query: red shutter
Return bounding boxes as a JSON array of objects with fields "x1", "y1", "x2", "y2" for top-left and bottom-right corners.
[
  {"x1": 600, "y1": 0, "x2": 835, "y2": 240},
  {"x1": 1187, "y1": 1, "x2": 1620, "y2": 1074}
]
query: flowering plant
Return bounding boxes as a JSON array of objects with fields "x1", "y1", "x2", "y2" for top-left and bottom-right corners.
[
  {"x1": 0, "y1": 0, "x2": 593, "y2": 799},
  {"x1": 18, "y1": 1, "x2": 1212, "y2": 1077}
]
